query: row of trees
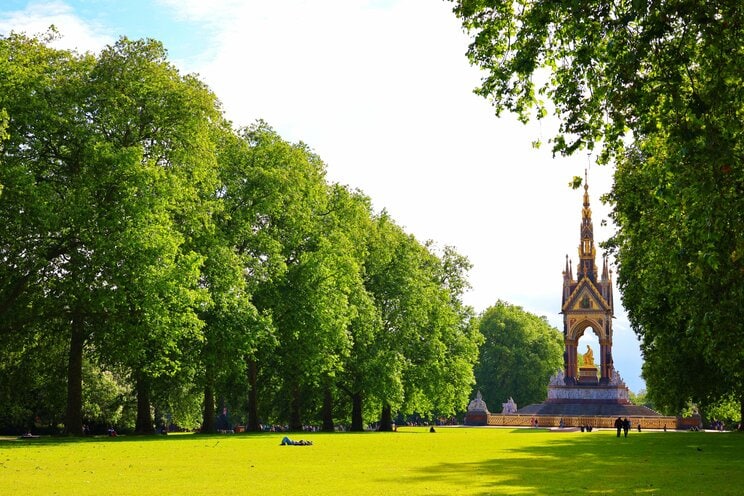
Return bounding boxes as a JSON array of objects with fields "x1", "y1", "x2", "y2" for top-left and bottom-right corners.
[
  {"x1": 0, "y1": 33, "x2": 483, "y2": 434},
  {"x1": 451, "y1": 0, "x2": 743, "y2": 422}
]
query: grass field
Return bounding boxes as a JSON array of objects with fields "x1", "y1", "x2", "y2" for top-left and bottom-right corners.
[{"x1": 1, "y1": 427, "x2": 742, "y2": 495}]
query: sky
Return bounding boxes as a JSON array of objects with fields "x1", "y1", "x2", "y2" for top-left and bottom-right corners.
[{"x1": 0, "y1": 0, "x2": 646, "y2": 394}]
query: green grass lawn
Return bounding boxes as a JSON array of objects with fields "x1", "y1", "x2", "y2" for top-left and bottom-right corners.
[{"x1": 1, "y1": 427, "x2": 742, "y2": 495}]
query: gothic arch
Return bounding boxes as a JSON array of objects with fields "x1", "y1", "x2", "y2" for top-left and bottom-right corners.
[
  {"x1": 567, "y1": 318, "x2": 604, "y2": 342},
  {"x1": 563, "y1": 317, "x2": 613, "y2": 384}
]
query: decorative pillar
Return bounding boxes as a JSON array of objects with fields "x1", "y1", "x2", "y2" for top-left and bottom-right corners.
[
  {"x1": 599, "y1": 342, "x2": 608, "y2": 384},
  {"x1": 564, "y1": 340, "x2": 578, "y2": 384}
]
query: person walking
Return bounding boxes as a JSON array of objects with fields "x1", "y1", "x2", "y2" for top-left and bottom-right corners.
[
  {"x1": 622, "y1": 418, "x2": 630, "y2": 437},
  {"x1": 614, "y1": 417, "x2": 622, "y2": 437}
]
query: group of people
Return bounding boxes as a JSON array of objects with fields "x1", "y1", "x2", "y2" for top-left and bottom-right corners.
[
  {"x1": 709, "y1": 420, "x2": 726, "y2": 431},
  {"x1": 614, "y1": 417, "x2": 631, "y2": 437}
]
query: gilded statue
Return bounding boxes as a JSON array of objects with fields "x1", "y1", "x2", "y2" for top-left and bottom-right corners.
[{"x1": 582, "y1": 345, "x2": 595, "y2": 367}]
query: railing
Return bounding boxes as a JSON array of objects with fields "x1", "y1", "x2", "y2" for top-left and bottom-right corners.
[{"x1": 486, "y1": 414, "x2": 679, "y2": 429}]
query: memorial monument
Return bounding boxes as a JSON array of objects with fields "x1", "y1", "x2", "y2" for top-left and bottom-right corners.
[{"x1": 519, "y1": 172, "x2": 659, "y2": 417}]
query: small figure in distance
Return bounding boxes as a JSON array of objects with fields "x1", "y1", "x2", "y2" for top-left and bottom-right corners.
[
  {"x1": 429, "y1": 426, "x2": 436, "y2": 433},
  {"x1": 280, "y1": 436, "x2": 313, "y2": 446}
]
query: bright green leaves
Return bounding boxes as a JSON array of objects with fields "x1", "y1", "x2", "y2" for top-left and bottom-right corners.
[
  {"x1": 606, "y1": 131, "x2": 744, "y2": 417},
  {"x1": 451, "y1": 0, "x2": 744, "y2": 422},
  {"x1": 1, "y1": 31, "x2": 483, "y2": 433},
  {"x1": 450, "y1": 0, "x2": 743, "y2": 161},
  {"x1": 474, "y1": 300, "x2": 563, "y2": 409},
  {"x1": 0, "y1": 32, "x2": 223, "y2": 433}
]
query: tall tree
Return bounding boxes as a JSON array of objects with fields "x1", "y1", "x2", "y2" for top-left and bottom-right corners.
[
  {"x1": 0, "y1": 34, "x2": 222, "y2": 434},
  {"x1": 361, "y1": 220, "x2": 429, "y2": 430},
  {"x1": 607, "y1": 139, "x2": 743, "y2": 419},
  {"x1": 423, "y1": 245, "x2": 482, "y2": 417},
  {"x1": 360, "y1": 219, "x2": 481, "y2": 430},
  {"x1": 237, "y1": 124, "x2": 356, "y2": 431},
  {"x1": 331, "y1": 194, "x2": 390, "y2": 431},
  {"x1": 312, "y1": 185, "x2": 379, "y2": 431},
  {"x1": 474, "y1": 301, "x2": 563, "y2": 409},
  {"x1": 450, "y1": 0, "x2": 744, "y2": 420}
]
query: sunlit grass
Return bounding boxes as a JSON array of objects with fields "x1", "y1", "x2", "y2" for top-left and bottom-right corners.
[{"x1": 1, "y1": 427, "x2": 742, "y2": 495}]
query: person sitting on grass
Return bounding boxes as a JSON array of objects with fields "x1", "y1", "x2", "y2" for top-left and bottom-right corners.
[{"x1": 280, "y1": 436, "x2": 313, "y2": 446}]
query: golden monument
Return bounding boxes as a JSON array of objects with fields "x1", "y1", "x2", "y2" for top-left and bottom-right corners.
[
  {"x1": 560, "y1": 171, "x2": 615, "y2": 385},
  {"x1": 513, "y1": 169, "x2": 661, "y2": 418}
]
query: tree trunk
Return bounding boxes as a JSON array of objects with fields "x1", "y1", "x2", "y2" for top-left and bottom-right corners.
[
  {"x1": 135, "y1": 373, "x2": 155, "y2": 434},
  {"x1": 202, "y1": 382, "x2": 216, "y2": 433},
  {"x1": 64, "y1": 313, "x2": 84, "y2": 436},
  {"x1": 322, "y1": 385, "x2": 334, "y2": 432},
  {"x1": 289, "y1": 384, "x2": 302, "y2": 431},
  {"x1": 247, "y1": 358, "x2": 260, "y2": 432},
  {"x1": 350, "y1": 392, "x2": 364, "y2": 431},
  {"x1": 379, "y1": 403, "x2": 393, "y2": 431}
]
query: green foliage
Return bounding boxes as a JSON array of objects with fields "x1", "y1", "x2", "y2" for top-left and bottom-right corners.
[
  {"x1": 0, "y1": 334, "x2": 68, "y2": 432},
  {"x1": 0, "y1": 32, "x2": 224, "y2": 433},
  {"x1": 450, "y1": 0, "x2": 744, "y2": 162},
  {"x1": 702, "y1": 394, "x2": 742, "y2": 426},
  {"x1": 0, "y1": 32, "x2": 482, "y2": 434},
  {"x1": 451, "y1": 0, "x2": 744, "y2": 422},
  {"x1": 607, "y1": 135, "x2": 743, "y2": 417},
  {"x1": 628, "y1": 389, "x2": 655, "y2": 410},
  {"x1": 474, "y1": 301, "x2": 563, "y2": 408},
  {"x1": 81, "y1": 362, "x2": 133, "y2": 429}
]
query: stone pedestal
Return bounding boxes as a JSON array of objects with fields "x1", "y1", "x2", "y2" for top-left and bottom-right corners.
[
  {"x1": 546, "y1": 384, "x2": 630, "y2": 404},
  {"x1": 465, "y1": 391, "x2": 490, "y2": 426},
  {"x1": 578, "y1": 366, "x2": 599, "y2": 385},
  {"x1": 545, "y1": 369, "x2": 631, "y2": 405}
]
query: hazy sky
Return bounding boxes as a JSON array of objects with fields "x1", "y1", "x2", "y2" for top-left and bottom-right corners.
[{"x1": 0, "y1": 0, "x2": 646, "y2": 393}]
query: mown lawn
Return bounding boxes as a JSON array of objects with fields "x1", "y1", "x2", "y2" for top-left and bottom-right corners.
[{"x1": 1, "y1": 426, "x2": 741, "y2": 495}]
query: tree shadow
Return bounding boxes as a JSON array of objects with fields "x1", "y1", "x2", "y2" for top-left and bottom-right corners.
[
  {"x1": 0, "y1": 430, "x2": 284, "y2": 448},
  {"x1": 383, "y1": 431, "x2": 744, "y2": 495}
]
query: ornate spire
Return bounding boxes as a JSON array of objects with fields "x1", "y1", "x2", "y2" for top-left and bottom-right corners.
[
  {"x1": 577, "y1": 169, "x2": 597, "y2": 281},
  {"x1": 602, "y1": 254, "x2": 610, "y2": 281}
]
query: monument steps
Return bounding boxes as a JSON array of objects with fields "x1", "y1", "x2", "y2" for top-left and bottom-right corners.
[{"x1": 517, "y1": 402, "x2": 659, "y2": 417}]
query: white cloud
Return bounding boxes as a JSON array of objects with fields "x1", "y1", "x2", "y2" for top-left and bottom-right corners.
[{"x1": 0, "y1": 1, "x2": 112, "y2": 53}]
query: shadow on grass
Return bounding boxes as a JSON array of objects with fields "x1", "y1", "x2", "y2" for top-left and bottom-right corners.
[
  {"x1": 0, "y1": 428, "x2": 396, "y2": 448},
  {"x1": 394, "y1": 430, "x2": 744, "y2": 496},
  {"x1": 0, "y1": 430, "x2": 288, "y2": 448}
]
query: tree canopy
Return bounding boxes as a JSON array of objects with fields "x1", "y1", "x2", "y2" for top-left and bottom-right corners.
[
  {"x1": 474, "y1": 301, "x2": 562, "y2": 410},
  {"x1": 450, "y1": 0, "x2": 744, "y2": 160},
  {"x1": 0, "y1": 32, "x2": 482, "y2": 434},
  {"x1": 450, "y1": 0, "x2": 743, "y2": 423}
]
